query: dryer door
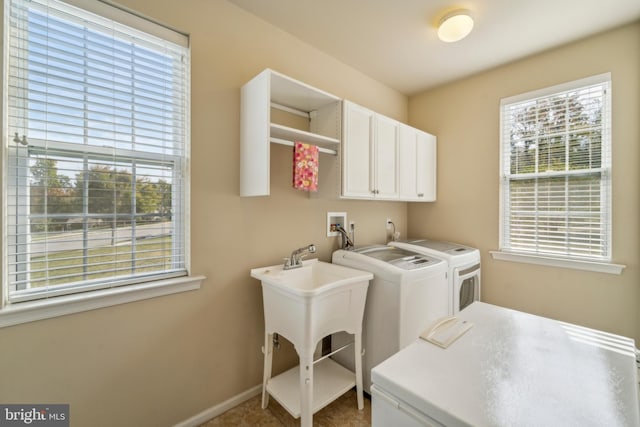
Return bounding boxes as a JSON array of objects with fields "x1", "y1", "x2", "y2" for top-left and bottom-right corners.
[{"x1": 453, "y1": 264, "x2": 481, "y2": 313}]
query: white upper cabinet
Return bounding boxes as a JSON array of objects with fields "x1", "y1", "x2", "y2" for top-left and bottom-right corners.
[
  {"x1": 342, "y1": 101, "x2": 399, "y2": 200},
  {"x1": 342, "y1": 101, "x2": 374, "y2": 198},
  {"x1": 240, "y1": 69, "x2": 436, "y2": 201},
  {"x1": 399, "y1": 124, "x2": 436, "y2": 201},
  {"x1": 373, "y1": 114, "x2": 399, "y2": 199},
  {"x1": 415, "y1": 130, "x2": 436, "y2": 201},
  {"x1": 240, "y1": 69, "x2": 341, "y2": 197},
  {"x1": 399, "y1": 124, "x2": 418, "y2": 199}
]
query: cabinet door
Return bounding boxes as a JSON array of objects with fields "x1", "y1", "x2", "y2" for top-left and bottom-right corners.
[
  {"x1": 342, "y1": 101, "x2": 374, "y2": 198},
  {"x1": 416, "y1": 130, "x2": 436, "y2": 201},
  {"x1": 398, "y1": 124, "x2": 418, "y2": 200},
  {"x1": 374, "y1": 115, "x2": 399, "y2": 199}
]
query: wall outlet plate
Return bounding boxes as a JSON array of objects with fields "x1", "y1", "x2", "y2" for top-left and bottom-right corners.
[{"x1": 327, "y1": 212, "x2": 347, "y2": 237}]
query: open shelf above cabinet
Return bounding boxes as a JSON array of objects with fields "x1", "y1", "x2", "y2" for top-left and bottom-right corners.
[
  {"x1": 270, "y1": 72, "x2": 340, "y2": 113},
  {"x1": 270, "y1": 124, "x2": 339, "y2": 155},
  {"x1": 240, "y1": 69, "x2": 342, "y2": 197}
]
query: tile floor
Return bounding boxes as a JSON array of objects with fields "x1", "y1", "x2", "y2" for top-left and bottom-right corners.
[{"x1": 200, "y1": 389, "x2": 371, "y2": 426}]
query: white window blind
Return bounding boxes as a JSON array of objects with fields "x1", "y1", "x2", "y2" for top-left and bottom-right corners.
[
  {"x1": 5, "y1": 0, "x2": 190, "y2": 302},
  {"x1": 499, "y1": 74, "x2": 611, "y2": 261}
]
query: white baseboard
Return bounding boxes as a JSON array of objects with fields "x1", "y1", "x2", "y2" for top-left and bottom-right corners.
[{"x1": 174, "y1": 384, "x2": 262, "y2": 427}]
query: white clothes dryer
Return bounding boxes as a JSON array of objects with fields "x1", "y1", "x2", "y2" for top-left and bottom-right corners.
[
  {"x1": 388, "y1": 239, "x2": 481, "y2": 315},
  {"x1": 331, "y1": 245, "x2": 448, "y2": 393}
]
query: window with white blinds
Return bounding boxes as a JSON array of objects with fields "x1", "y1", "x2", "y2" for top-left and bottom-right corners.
[
  {"x1": 499, "y1": 74, "x2": 611, "y2": 261},
  {"x1": 5, "y1": 0, "x2": 190, "y2": 303}
]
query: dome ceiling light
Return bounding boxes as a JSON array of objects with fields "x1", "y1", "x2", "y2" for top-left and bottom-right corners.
[{"x1": 437, "y1": 9, "x2": 474, "y2": 43}]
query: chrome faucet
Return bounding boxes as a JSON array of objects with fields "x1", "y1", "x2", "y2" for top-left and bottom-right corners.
[
  {"x1": 284, "y1": 244, "x2": 316, "y2": 270},
  {"x1": 335, "y1": 225, "x2": 354, "y2": 250}
]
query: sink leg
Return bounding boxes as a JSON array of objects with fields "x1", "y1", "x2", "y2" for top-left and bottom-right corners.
[
  {"x1": 354, "y1": 332, "x2": 364, "y2": 410},
  {"x1": 262, "y1": 332, "x2": 273, "y2": 409},
  {"x1": 299, "y1": 354, "x2": 314, "y2": 427}
]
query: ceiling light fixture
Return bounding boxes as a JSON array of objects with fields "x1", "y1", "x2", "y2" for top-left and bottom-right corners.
[{"x1": 437, "y1": 10, "x2": 474, "y2": 43}]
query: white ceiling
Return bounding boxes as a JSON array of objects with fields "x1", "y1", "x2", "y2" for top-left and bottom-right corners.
[{"x1": 229, "y1": 0, "x2": 640, "y2": 95}]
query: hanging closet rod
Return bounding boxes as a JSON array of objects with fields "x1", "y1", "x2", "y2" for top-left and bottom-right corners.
[
  {"x1": 270, "y1": 137, "x2": 337, "y2": 156},
  {"x1": 271, "y1": 102, "x2": 310, "y2": 119}
]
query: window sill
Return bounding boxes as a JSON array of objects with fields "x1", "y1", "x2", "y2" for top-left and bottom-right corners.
[
  {"x1": 0, "y1": 275, "x2": 205, "y2": 329},
  {"x1": 490, "y1": 251, "x2": 625, "y2": 275}
]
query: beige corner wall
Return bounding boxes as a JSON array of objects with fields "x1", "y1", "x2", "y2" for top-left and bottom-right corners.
[
  {"x1": 407, "y1": 22, "x2": 640, "y2": 341},
  {"x1": 0, "y1": 1, "x2": 408, "y2": 425}
]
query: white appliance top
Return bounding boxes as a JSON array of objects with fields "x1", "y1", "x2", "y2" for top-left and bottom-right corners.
[
  {"x1": 390, "y1": 238, "x2": 480, "y2": 266},
  {"x1": 405, "y1": 239, "x2": 473, "y2": 254},
  {"x1": 333, "y1": 245, "x2": 444, "y2": 272},
  {"x1": 351, "y1": 245, "x2": 442, "y2": 270},
  {"x1": 372, "y1": 302, "x2": 640, "y2": 427}
]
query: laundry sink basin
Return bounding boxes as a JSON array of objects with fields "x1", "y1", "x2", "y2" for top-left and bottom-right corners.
[
  {"x1": 251, "y1": 259, "x2": 373, "y2": 353},
  {"x1": 251, "y1": 258, "x2": 373, "y2": 297}
]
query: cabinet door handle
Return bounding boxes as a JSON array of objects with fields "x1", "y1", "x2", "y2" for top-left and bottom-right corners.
[{"x1": 418, "y1": 193, "x2": 424, "y2": 197}]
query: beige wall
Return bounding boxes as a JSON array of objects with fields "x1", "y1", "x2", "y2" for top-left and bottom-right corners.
[
  {"x1": 0, "y1": 1, "x2": 408, "y2": 425},
  {"x1": 2, "y1": 1, "x2": 638, "y2": 424},
  {"x1": 408, "y1": 22, "x2": 640, "y2": 341}
]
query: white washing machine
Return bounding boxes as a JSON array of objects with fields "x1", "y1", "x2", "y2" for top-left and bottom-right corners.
[
  {"x1": 389, "y1": 239, "x2": 481, "y2": 315},
  {"x1": 331, "y1": 245, "x2": 448, "y2": 393}
]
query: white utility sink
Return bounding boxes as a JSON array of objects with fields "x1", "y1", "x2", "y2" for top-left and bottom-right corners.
[
  {"x1": 251, "y1": 258, "x2": 373, "y2": 296},
  {"x1": 251, "y1": 258, "x2": 373, "y2": 427},
  {"x1": 251, "y1": 258, "x2": 373, "y2": 351}
]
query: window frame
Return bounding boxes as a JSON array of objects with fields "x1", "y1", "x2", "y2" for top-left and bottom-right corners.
[
  {"x1": 492, "y1": 73, "x2": 625, "y2": 275},
  {"x1": 1, "y1": 0, "x2": 203, "y2": 327}
]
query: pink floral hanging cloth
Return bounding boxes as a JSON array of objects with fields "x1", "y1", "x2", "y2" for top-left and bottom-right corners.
[{"x1": 293, "y1": 141, "x2": 319, "y2": 192}]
